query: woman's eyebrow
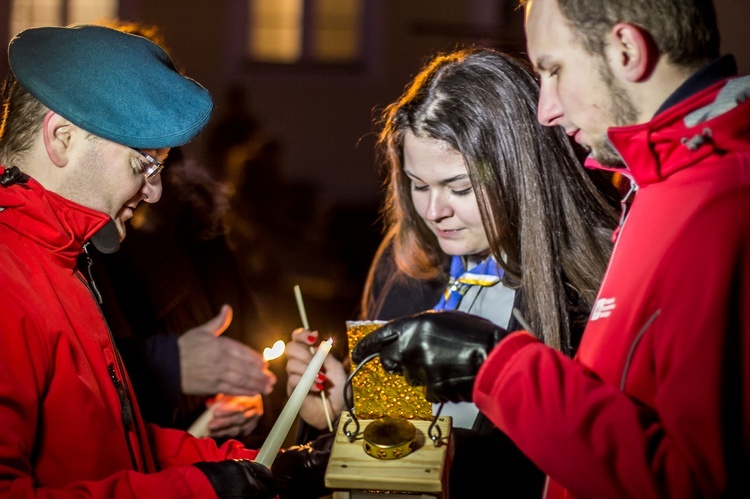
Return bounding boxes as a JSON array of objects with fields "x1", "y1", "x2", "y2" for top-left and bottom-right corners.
[
  {"x1": 438, "y1": 174, "x2": 470, "y2": 185},
  {"x1": 404, "y1": 169, "x2": 469, "y2": 185}
]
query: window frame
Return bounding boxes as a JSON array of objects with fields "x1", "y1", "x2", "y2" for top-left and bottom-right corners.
[{"x1": 246, "y1": 0, "x2": 365, "y2": 69}]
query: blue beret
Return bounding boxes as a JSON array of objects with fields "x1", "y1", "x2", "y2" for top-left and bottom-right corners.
[{"x1": 8, "y1": 25, "x2": 213, "y2": 149}]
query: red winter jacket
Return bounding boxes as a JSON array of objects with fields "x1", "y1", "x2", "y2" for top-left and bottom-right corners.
[
  {"x1": 0, "y1": 172, "x2": 257, "y2": 497},
  {"x1": 474, "y1": 75, "x2": 750, "y2": 498}
]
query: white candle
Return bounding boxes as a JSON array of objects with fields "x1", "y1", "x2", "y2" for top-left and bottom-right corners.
[
  {"x1": 293, "y1": 285, "x2": 311, "y2": 330},
  {"x1": 186, "y1": 405, "x2": 215, "y2": 438},
  {"x1": 293, "y1": 285, "x2": 334, "y2": 432},
  {"x1": 255, "y1": 338, "x2": 333, "y2": 467}
]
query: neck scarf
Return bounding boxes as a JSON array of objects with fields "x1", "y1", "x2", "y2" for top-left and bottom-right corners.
[{"x1": 434, "y1": 255, "x2": 503, "y2": 311}]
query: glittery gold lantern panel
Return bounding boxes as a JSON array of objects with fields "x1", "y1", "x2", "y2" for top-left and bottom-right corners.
[{"x1": 346, "y1": 320, "x2": 433, "y2": 421}]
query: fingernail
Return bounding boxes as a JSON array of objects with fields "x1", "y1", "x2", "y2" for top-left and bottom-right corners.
[
  {"x1": 316, "y1": 372, "x2": 327, "y2": 383},
  {"x1": 306, "y1": 334, "x2": 318, "y2": 344},
  {"x1": 314, "y1": 382, "x2": 325, "y2": 391}
]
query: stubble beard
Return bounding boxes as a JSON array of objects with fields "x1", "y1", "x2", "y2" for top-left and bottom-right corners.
[{"x1": 590, "y1": 58, "x2": 640, "y2": 167}]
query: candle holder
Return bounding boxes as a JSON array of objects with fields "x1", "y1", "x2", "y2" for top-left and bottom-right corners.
[{"x1": 323, "y1": 321, "x2": 453, "y2": 499}]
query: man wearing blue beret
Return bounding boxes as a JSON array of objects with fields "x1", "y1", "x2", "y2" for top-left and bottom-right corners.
[{"x1": 0, "y1": 24, "x2": 330, "y2": 498}]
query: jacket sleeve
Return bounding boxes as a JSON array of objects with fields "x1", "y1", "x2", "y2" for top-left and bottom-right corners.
[
  {"x1": 0, "y1": 296, "x2": 255, "y2": 498},
  {"x1": 147, "y1": 423, "x2": 258, "y2": 467},
  {"x1": 473, "y1": 190, "x2": 750, "y2": 498}
]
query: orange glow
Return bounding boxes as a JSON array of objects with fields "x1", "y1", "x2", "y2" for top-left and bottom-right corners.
[{"x1": 263, "y1": 340, "x2": 286, "y2": 361}]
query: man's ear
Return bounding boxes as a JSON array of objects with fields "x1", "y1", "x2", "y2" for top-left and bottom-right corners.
[
  {"x1": 608, "y1": 22, "x2": 657, "y2": 83},
  {"x1": 42, "y1": 111, "x2": 74, "y2": 167}
]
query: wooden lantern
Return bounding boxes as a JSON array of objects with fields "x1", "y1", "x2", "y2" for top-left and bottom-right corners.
[{"x1": 324, "y1": 411, "x2": 453, "y2": 498}]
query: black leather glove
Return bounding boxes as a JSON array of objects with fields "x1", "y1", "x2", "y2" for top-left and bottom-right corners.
[
  {"x1": 272, "y1": 432, "x2": 334, "y2": 498},
  {"x1": 351, "y1": 310, "x2": 508, "y2": 403},
  {"x1": 193, "y1": 459, "x2": 276, "y2": 498}
]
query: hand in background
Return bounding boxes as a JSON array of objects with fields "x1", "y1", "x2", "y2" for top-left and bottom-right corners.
[
  {"x1": 179, "y1": 304, "x2": 276, "y2": 396},
  {"x1": 285, "y1": 328, "x2": 347, "y2": 430},
  {"x1": 208, "y1": 393, "x2": 264, "y2": 439}
]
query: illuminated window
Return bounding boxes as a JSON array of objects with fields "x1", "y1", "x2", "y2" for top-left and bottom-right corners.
[
  {"x1": 11, "y1": 0, "x2": 117, "y2": 36},
  {"x1": 248, "y1": 0, "x2": 362, "y2": 64}
]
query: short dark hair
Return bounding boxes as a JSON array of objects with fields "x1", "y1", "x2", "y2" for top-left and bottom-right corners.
[
  {"x1": 0, "y1": 78, "x2": 49, "y2": 168},
  {"x1": 551, "y1": 0, "x2": 720, "y2": 69}
]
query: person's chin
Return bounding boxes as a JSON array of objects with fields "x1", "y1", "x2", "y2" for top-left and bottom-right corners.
[
  {"x1": 438, "y1": 240, "x2": 471, "y2": 257},
  {"x1": 581, "y1": 133, "x2": 619, "y2": 166},
  {"x1": 591, "y1": 145, "x2": 625, "y2": 167},
  {"x1": 113, "y1": 218, "x2": 128, "y2": 241}
]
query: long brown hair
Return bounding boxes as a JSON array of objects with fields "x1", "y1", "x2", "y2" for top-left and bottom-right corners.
[{"x1": 377, "y1": 48, "x2": 618, "y2": 354}]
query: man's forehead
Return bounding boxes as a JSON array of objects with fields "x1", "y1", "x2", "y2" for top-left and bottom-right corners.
[
  {"x1": 523, "y1": 0, "x2": 546, "y2": 65},
  {"x1": 523, "y1": 0, "x2": 567, "y2": 69}
]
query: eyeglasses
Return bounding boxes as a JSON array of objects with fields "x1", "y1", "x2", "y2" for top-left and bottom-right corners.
[{"x1": 131, "y1": 148, "x2": 165, "y2": 181}]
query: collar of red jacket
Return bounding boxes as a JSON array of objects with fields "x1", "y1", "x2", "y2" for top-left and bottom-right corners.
[
  {"x1": 586, "y1": 74, "x2": 750, "y2": 187},
  {"x1": 0, "y1": 166, "x2": 111, "y2": 267}
]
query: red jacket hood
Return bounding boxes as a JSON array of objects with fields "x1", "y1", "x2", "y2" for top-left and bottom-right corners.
[
  {"x1": 586, "y1": 75, "x2": 750, "y2": 187},
  {"x1": 0, "y1": 166, "x2": 111, "y2": 268}
]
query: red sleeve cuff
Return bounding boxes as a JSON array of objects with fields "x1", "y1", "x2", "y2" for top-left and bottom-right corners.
[{"x1": 473, "y1": 331, "x2": 540, "y2": 404}]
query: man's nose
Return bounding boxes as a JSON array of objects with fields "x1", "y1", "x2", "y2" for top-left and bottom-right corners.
[{"x1": 537, "y1": 83, "x2": 564, "y2": 127}]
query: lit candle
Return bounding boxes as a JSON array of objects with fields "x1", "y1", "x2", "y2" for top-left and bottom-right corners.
[
  {"x1": 263, "y1": 340, "x2": 286, "y2": 361},
  {"x1": 255, "y1": 337, "x2": 333, "y2": 467}
]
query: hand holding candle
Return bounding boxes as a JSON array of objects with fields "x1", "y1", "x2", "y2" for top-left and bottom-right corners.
[
  {"x1": 293, "y1": 285, "x2": 334, "y2": 431},
  {"x1": 255, "y1": 338, "x2": 333, "y2": 467}
]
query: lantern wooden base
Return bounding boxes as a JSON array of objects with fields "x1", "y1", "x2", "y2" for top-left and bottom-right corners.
[
  {"x1": 324, "y1": 412, "x2": 453, "y2": 498},
  {"x1": 332, "y1": 492, "x2": 439, "y2": 499}
]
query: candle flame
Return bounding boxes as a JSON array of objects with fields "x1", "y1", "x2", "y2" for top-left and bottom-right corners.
[{"x1": 263, "y1": 340, "x2": 286, "y2": 361}]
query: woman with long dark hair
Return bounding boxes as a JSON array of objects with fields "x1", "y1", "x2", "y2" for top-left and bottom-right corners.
[{"x1": 371, "y1": 47, "x2": 617, "y2": 353}]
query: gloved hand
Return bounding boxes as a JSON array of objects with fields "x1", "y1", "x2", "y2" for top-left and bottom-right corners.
[
  {"x1": 272, "y1": 432, "x2": 334, "y2": 498},
  {"x1": 351, "y1": 310, "x2": 508, "y2": 403},
  {"x1": 193, "y1": 459, "x2": 275, "y2": 498}
]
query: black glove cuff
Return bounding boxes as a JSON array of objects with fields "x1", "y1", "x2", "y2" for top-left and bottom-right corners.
[
  {"x1": 194, "y1": 459, "x2": 276, "y2": 499},
  {"x1": 272, "y1": 433, "x2": 335, "y2": 498}
]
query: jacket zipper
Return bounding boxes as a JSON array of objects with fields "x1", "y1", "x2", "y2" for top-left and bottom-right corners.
[
  {"x1": 82, "y1": 243, "x2": 103, "y2": 304},
  {"x1": 76, "y1": 247, "x2": 133, "y2": 427},
  {"x1": 108, "y1": 363, "x2": 134, "y2": 425},
  {"x1": 610, "y1": 179, "x2": 637, "y2": 243},
  {"x1": 81, "y1": 245, "x2": 133, "y2": 424},
  {"x1": 76, "y1": 243, "x2": 142, "y2": 469}
]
